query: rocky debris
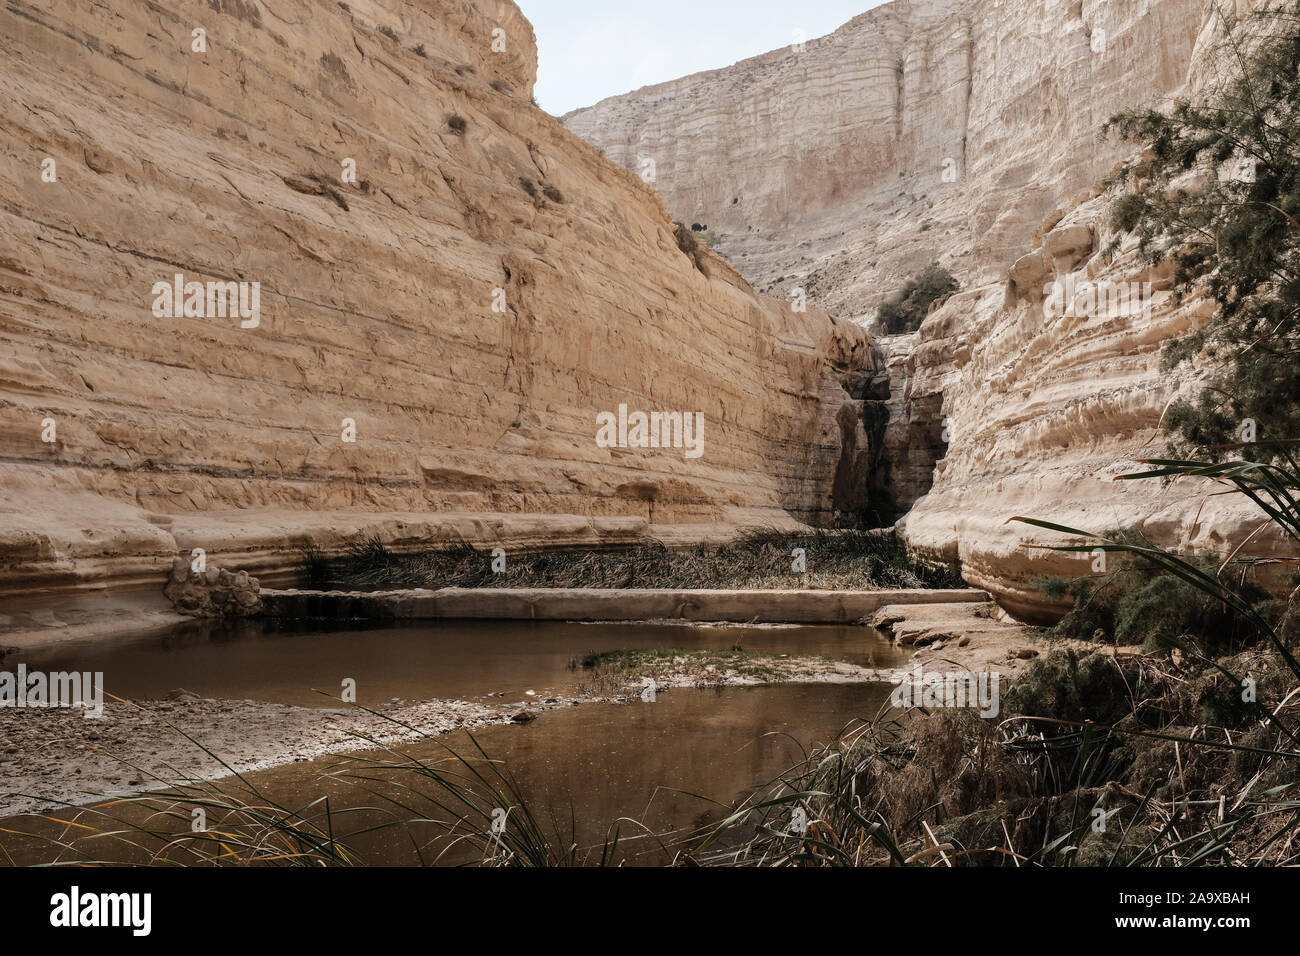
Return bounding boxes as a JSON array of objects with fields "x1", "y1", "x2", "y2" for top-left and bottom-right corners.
[
  {"x1": 869, "y1": 608, "x2": 909, "y2": 633},
  {"x1": 868, "y1": 601, "x2": 1063, "y2": 674},
  {"x1": 870, "y1": 601, "x2": 1005, "y2": 646},
  {"x1": 163, "y1": 557, "x2": 262, "y2": 619}
]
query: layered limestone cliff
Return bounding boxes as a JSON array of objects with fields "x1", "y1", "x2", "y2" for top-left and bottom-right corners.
[
  {"x1": 896, "y1": 0, "x2": 1295, "y2": 622},
  {"x1": 896, "y1": 204, "x2": 1292, "y2": 622},
  {"x1": 565, "y1": 0, "x2": 1207, "y2": 322},
  {"x1": 566, "y1": 0, "x2": 1293, "y2": 620},
  {"x1": 0, "y1": 0, "x2": 875, "y2": 599}
]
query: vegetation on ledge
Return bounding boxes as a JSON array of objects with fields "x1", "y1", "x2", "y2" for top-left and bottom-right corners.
[
  {"x1": 876, "y1": 263, "x2": 959, "y2": 335},
  {"x1": 1107, "y1": 3, "x2": 1300, "y2": 458},
  {"x1": 298, "y1": 527, "x2": 965, "y2": 593}
]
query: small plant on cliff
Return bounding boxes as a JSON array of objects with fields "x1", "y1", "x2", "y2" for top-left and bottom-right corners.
[
  {"x1": 446, "y1": 113, "x2": 468, "y2": 135},
  {"x1": 673, "y1": 222, "x2": 709, "y2": 276},
  {"x1": 876, "y1": 263, "x2": 959, "y2": 334},
  {"x1": 1106, "y1": 3, "x2": 1300, "y2": 459}
]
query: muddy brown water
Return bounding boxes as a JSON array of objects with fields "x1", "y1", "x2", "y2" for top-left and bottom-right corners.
[
  {"x1": 2, "y1": 620, "x2": 907, "y2": 866},
  {"x1": 9, "y1": 618, "x2": 904, "y2": 708},
  {"x1": 244, "y1": 682, "x2": 898, "y2": 865}
]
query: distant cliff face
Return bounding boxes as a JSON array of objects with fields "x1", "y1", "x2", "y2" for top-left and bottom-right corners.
[
  {"x1": 0, "y1": 0, "x2": 874, "y2": 597},
  {"x1": 564, "y1": 0, "x2": 1205, "y2": 322}
]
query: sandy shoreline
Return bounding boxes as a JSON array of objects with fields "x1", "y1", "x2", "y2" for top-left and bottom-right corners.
[{"x1": 0, "y1": 693, "x2": 506, "y2": 819}]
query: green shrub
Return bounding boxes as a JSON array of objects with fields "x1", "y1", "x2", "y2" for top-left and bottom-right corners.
[
  {"x1": 1041, "y1": 531, "x2": 1274, "y2": 657},
  {"x1": 877, "y1": 263, "x2": 959, "y2": 334},
  {"x1": 1004, "y1": 649, "x2": 1139, "y2": 729},
  {"x1": 673, "y1": 222, "x2": 708, "y2": 275},
  {"x1": 1107, "y1": 5, "x2": 1300, "y2": 458}
]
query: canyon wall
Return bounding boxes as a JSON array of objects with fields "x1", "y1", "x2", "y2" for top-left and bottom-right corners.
[
  {"x1": 567, "y1": 0, "x2": 1296, "y2": 620},
  {"x1": 896, "y1": 0, "x2": 1295, "y2": 621},
  {"x1": 564, "y1": 0, "x2": 1207, "y2": 322},
  {"x1": 896, "y1": 204, "x2": 1292, "y2": 622},
  {"x1": 0, "y1": 0, "x2": 874, "y2": 599}
]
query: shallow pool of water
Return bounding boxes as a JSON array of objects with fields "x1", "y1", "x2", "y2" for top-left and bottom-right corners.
[
  {"x1": 12, "y1": 618, "x2": 905, "y2": 708},
  {"x1": 2, "y1": 618, "x2": 909, "y2": 866},
  {"x1": 254, "y1": 682, "x2": 897, "y2": 865},
  {"x1": 1, "y1": 683, "x2": 896, "y2": 866}
]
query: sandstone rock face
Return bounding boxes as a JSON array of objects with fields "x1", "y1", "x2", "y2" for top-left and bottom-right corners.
[
  {"x1": 565, "y1": 0, "x2": 1206, "y2": 322},
  {"x1": 0, "y1": 0, "x2": 874, "y2": 599},
  {"x1": 897, "y1": 205, "x2": 1294, "y2": 622},
  {"x1": 889, "y1": 0, "x2": 1295, "y2": 621}
]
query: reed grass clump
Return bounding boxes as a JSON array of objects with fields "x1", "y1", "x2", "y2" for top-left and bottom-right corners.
[{"x1": 695, "y1": 645, "x2": 1300, "y2": 867}]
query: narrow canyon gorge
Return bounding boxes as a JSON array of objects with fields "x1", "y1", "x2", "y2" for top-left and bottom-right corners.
[
  {"x1": 2, "y1": 0, "x2": 1300, "y2": 889},
  {"x1": 0, "y1": 0, "x2": 1289, "y2": 626},
  {"x1": 567, "y1": 0, "x2": 1292, "y2": 619}
]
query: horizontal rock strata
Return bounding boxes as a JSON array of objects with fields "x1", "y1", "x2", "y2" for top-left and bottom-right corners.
[
  {"x1": 0, "y1": 0, "x2": 877, "y2": 599},
  {"x1": 898, "y1": 205, "x2": 1295, "y2": 621}
]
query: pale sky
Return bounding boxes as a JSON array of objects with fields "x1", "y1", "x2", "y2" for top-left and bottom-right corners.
[{"x1": 518, "y1": 0, "x2": 890, "y2": 115}]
